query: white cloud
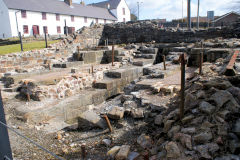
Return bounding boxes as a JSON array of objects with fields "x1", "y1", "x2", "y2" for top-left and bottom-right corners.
[
  {"x1": 76, "y1": 0, "x2": 236, "y2": 20},
  {"x1": 126, "y1": 0, "x2": 234, "y2": 20}
]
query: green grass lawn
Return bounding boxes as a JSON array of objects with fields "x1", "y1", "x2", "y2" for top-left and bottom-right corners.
[{"x1": 0, "y1": 40, "x2": 59, "y2": 55}]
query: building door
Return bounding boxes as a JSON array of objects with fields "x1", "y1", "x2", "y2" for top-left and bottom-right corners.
[{"x1": 32, "y1": 25, "x2": 39, "y2": 35}]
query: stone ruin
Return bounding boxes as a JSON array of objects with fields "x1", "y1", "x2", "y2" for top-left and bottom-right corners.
[{"x1": 1, "y1": 21, "x2": 240, "y2": 160}]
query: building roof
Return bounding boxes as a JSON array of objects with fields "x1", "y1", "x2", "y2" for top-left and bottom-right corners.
[
  {"x1": 2, "y1": 0, "x2": 117, "y2": 21},
  {"x1": 213, "y1": 11, "x2": 240, "y2": 22},
  {"x1": 88, "y1": 0, "x2": 121, "y2": 10}
]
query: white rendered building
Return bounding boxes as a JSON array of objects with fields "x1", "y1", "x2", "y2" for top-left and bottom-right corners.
[
  {"x1": 89, "y1": 0, "x2": 131, "y2": 23},
  {"x1": 0, "y1": 0, "x2": 130, "y2": 38}
]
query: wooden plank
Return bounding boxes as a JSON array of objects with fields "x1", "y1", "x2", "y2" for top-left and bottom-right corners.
[
  {"x1": 227, "y1": 50, "x2": 239, "y2": 70},
  {"x1": 225, "y1": 50, "x2": 239, "y2": 76}
]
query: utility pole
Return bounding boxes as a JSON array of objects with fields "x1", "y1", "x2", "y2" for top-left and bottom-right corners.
[
  {"x1": 197, "y1": 0, "x2": 200, "y2": 30},
  {"x1": 137, "y1": 2, "x2": 143, "y2": 21},
  {"x1": 182, "y1": 0, "x2": 184, "y2": 23},
  {"x1": 187, "y1": 0, "x2": 191, "y2": 30}
]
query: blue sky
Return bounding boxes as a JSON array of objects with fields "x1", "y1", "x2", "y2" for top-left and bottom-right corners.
[{"x1": 74, "y1": 0, "x2": 236, "y2": 21}]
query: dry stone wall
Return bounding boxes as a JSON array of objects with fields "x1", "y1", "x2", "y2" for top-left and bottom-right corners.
[{"x1": 100, "y1": 21, "x2": 236, "y2": 45}]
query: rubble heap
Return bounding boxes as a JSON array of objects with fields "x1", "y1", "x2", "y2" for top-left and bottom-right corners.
[{"x1": 103, "y1": 61, "x2": 240, "y2": 159}]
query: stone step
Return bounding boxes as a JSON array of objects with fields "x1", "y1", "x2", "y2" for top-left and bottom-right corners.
[
  {"x1": 105, "y1": 67, "x2": 143, "y2": 79},
  {"x1": 2, "y1": 87, "x2": 18, "y2": 93},
  {"x1": 133, "y1": 59, "x2": 155, "y2": 66},
  {"x1": 0, "y1": 83, "x2": 4, "y2": 90},
  {"x1": 140, "y1": 48, "x2": 158, "y2": 54},
  {"x1": 134, "y1": 54, "x2": 156, "y2": 59},
  {"x1": 53, "y1": 61, "x2": 84, "y2": 68},
  {"x1": 15, "y1": 89, "x2": 110, "y2": 124},
  {"x1": 94, "y1": 78, "x2": 122, "y2": 90}
]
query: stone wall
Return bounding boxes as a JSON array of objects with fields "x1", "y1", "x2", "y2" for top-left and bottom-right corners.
[{"x1": 99, "y1": 21, "x2": 235, "y2": 45}]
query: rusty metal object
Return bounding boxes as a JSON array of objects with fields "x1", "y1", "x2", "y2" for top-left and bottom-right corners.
[
  {"x1": 225, "y1": 50, "x2": 239, "y2": 76},
  {"x1": 103, "y1": 115, "x2": 113, "y2": 133},
  {"x1": 112, "y1": 45, "x2": 115, "y2": 66},
  {"x1": 163, "y1": 55, "x2": 166, "y2": 70},
  {"x1": 180, "y1": 54, "x2": 186, "y2": 120}
]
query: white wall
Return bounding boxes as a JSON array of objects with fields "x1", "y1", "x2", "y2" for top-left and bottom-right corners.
[
  {"x1": 115, "y1": 0, "x2": 131, "y2": 22},
  {"x1": 0, "y1": 0, "x2": 12, "y2": 38},
  {"x1": 8, "y1": 9, "x2": 114, "y2": 37}
]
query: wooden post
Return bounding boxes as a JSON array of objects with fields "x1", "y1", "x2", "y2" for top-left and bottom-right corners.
[
  {"x1": 81, "y1": 144, "x2": 86, "y2": 159},
  {"x1": 0, "y1": 90, "x2": 13, "y2": 160},
  {"x1": 199, "y1": 52, "x2": 203, "y2": 75},
  {"x1": 163, "y1": 55, "x2": 166, "y2": 70},
  {"x1": 180, "y1": 54, "x2": 185, "y2": 120},
  {"x1": 44, "y1": 30, "x2": 48, "y2": 48},
  {"x1": 27, "y1": 93, "x2": 30, "y2": 102},
  {"x1": 48, "y1": 63, "x2": 51, "y2": 70},
  {"x1": 19, "y1": 32, "x2": 23, "y2": 51},
  {"x1": 91, "y1": 65, "x2": 94, "y2": 75},
  {"x1": 199, "y1": 41, "x2": 203, "y2": 75},
  {"x1": 103, "y1": 115, "x2": 113, "y2": 133},
  {"x1": 112, "y1": 45, "x2": 115, "y2": 66}
]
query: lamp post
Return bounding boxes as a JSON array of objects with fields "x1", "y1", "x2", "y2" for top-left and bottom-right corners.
[
  {"x1": 137, "y1": 2, "x2": 143, "y2": 21},
  {"x1": 15, "y1": 10, "x2": 23, "y2": 51},
  {"x1": 197, "y1": 0, "x2": 200, "y2": 30},
  {"x1": 187, "y1": 0, "x2": 191, "y2": 30}
]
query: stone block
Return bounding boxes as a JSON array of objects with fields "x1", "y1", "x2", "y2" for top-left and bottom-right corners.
[
  {"x1": 107, "y1": 106, "x2": 124, "y2": 120},
  {"x1": 78, "y1": 111, "x2": 106, "y2": 129},
  {"x1": 115, "y1": 145, "x2": 130, "y2": 160}
]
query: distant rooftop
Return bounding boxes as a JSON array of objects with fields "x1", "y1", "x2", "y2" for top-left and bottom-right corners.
[
  {"x1": 2, "y1": 0, "x2": 117, "y2": 20},
  {"x1": 88, "y1": 0, "x2": 121, "y2": 10}
]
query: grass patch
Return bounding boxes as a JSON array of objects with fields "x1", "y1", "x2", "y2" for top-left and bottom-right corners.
[{"x1": 0, "y1": 40, "x2": 59, "y2": 55}]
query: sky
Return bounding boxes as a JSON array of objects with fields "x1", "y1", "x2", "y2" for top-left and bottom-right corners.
[{"x1": 73, "y1": 0, "x2": 237, "y2": 21}]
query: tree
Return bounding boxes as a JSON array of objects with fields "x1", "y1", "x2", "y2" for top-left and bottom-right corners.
[
  {"x1": 130, "y1": 6, "x2": 138, "y2": 21},
  {"x1": 131, "y1": 14, "x2": 137, "y2": 21}
]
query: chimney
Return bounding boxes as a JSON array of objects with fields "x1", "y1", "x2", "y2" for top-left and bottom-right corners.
[
  {"x1": 107, "y1": 3, "x2": 110, "y2": 9},
  {"x1": 64, "y1": 0, "x2": 72, "y2": 6}
]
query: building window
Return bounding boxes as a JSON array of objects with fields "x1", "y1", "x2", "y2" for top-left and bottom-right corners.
[
  {"x1": 43, "y1": 26, "x2": 48, "y2": 34},
  {"x1": 123, "y1": 18, "x2": 126, "y2": 22},
  {"x1": 71, "y1": 15, "x2": 74, "y2": 22},
  {"x1": 57, "y1": 26, "x2": 61, "y2": 33},
  {"x1": 42, "y1": 12, "x2": 47, "y2": 20},
  {"x1": 68, "y1": 27, "x2": 75, "y2": 34},
  {"x1": 104, "y1": 19, "x2": 106, "y2": 24},
  {"x1": 96, "y1": 18, "x2": 98, "y2": 24},
  {"x1": 23, "y1": 25, "x2": 28, "y2": 34},
  {"x1": 84, "y1": 17, "x2": 87, "y2": 23},
  {"x1": 56, "y1": 14, "x2": 60, "y2": 21},
  {"x1": 21, "y1": 10, "x2": 27, "y2": 18},
  {"x1": 123, "y1": 8, "x2": 126, "y2": 15}
]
